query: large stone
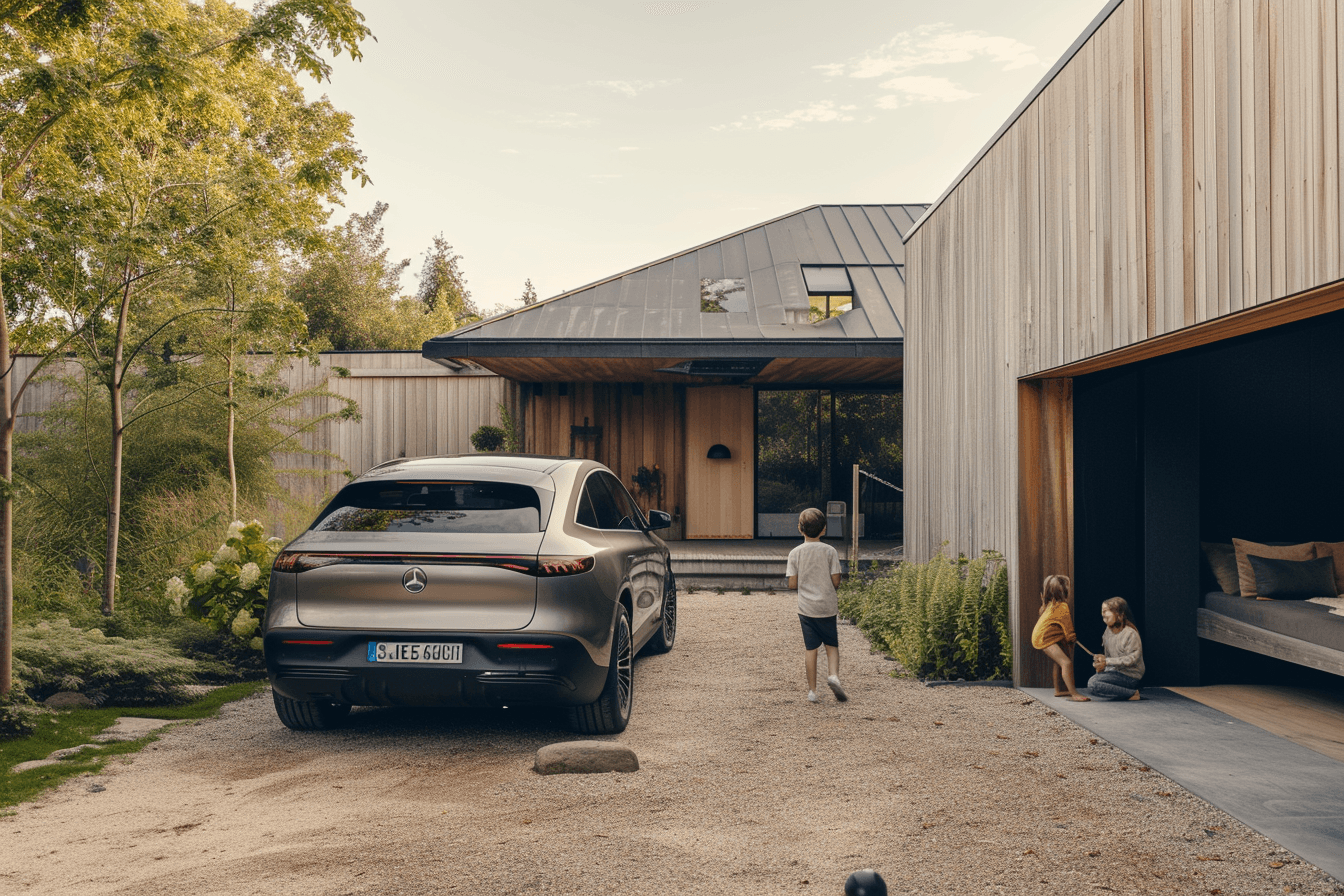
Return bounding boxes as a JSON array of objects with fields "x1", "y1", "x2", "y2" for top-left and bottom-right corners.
[
  {"x1": 44, "y1": 691, "x2": 96, "y2": 709},
  {"x1": 534, "y1": 740, "x2": 639, "y2": 775}
]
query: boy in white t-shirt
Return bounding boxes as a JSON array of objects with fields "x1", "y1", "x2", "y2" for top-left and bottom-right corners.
[{"x1": 786, "y1": 508, "x2": 847, "y2": 704}]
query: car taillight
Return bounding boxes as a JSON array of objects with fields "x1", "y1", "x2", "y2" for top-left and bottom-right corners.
[
  {"x1": 272, "y1": 552, "x2": 350, "y2": 573},
  {"x1": 534, "y1": 556, "x2": 594, "y2": 577}
]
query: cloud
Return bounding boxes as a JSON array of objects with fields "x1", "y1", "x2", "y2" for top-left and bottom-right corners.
[
  {"x1": 588, "y1": 174, "x2": 624, "y2": 179},
  {"x1": 718, "y1": 99, "x2": 857, "y2": 131},
  {"x1": 500, "y1": 148, "x2": 520, "y2": 154},
  {"x1": 519, "y1": 112, "x2": 596, "y2": 129},
  {"x1": 817, "y1": 23, "x2": 1042, "y2": 79},
  {"x1": 644, "y1": 2, "x2": 701, "y2": 14},
  {"x1": 589, "y1": 78, "x2": 681, "y2": 98},
  {"x1": 617, "y1": 146, "x2": 640, "y2": 151},
  {"x1": 875, "y1": 76, "x2": 976, "y2": 107}
]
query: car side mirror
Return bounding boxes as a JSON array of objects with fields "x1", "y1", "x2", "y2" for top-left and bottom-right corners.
[{"x1": 646, "y1": 510, "x2": 672, "y2": 530}]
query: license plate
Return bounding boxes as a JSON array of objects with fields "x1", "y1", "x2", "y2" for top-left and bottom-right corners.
[{"x1": 367, "y1": 642, "x2": 463, "y2": 663}]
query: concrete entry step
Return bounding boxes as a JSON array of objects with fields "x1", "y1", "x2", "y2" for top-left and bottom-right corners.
[{"x1": 667, "y1": 538, "x2": 901, "y2": 590}]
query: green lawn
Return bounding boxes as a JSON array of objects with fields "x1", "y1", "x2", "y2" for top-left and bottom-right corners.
[{"x1": 0, "y1": 681, "x2": 267, "y2": 810}]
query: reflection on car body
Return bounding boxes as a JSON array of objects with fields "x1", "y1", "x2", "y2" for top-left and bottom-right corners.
[{"x1": 263, "y1": 454, "x2": 677, "y2": 734}]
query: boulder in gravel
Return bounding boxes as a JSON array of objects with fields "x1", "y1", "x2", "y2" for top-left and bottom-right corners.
[
  {"x1": 44, "y1": 691, "x2": 96, "y2": 709},
  {"x1": 534, "y1": 740, "x2": 639, "y2": 775}
]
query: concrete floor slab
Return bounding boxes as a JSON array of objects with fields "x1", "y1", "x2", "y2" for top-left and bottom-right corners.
[{"x1": 1023, "y1": 686, "x2": 1344, "y2": 883}]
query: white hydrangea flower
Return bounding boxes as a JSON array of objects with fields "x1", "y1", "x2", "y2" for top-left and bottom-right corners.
[
  {"x1": 226, "y1": 520, "x2": 245, "y2": 540},
  {"x1": 213, "y1": 544, "x2": 240, "y2": 565},
  {"x1": 238, "y1": 562, "x2": 261, "y2": 590},
  {"x1": 231, "y1": 611, "x2": 259, "y2": 639},
  {"x1": 266, "y1": 536, "x2": 283, "y2": 550},
  {"x1": 164, "y1": 576, "x2": 188, "y2": 606},
  {"x1": 249, "y1": 636, "x2": 263, "y2": 651},
  {"x1": 193, "y1": 561, "x2": 217, "y2": 583}
]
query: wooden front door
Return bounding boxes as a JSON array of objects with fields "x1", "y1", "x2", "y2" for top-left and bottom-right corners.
[{"x1": 685, "y1": 386, "x2": 754, "y2": 539}]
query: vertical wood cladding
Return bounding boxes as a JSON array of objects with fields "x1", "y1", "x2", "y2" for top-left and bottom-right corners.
[
  {"x1": 906, "y1": 0, "x2": 1344, "y2": 670},
  {"x1": 524, "y1": 382, "x2": 688, "y2": 530}
]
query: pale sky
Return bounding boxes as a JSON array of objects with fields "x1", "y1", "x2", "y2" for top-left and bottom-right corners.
[{"x1": 301, "y1": 0, "x2": 1107, "y2": 314}]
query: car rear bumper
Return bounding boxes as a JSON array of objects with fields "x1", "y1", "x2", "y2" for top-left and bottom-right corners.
[{"x1": 264, "y1": 628, "x2": 607, "y2": 708}]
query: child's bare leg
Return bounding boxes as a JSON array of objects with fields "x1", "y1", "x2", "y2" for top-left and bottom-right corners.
[
  {"x1": 1043, "y1": 643, "x2": 1089, "y2": 701},
  {"x1": 1052, "y1": 662, "x2": 1066, "y2": 696},
  {"x1": 805, "y1": 648, "x2": 819, "y2": 692},
  {"x1": 823, "y1": 644, "x2": 840, "y2": 679}
]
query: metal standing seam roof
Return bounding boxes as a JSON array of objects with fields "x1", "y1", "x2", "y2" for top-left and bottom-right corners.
[{"x1": 423, "y1": 204, "x2": 928, "y2": 362}]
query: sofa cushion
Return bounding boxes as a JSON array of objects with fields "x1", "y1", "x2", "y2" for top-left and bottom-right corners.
[
  {"x1": 1232, "y1": 538, "x2": 1315, "y2": 597},
  {"x1": 1312, "y1": 541, "x2": 1344, "y2": 596},
  {"x1": 1201, "y1": 542, "x2": 1241, "y2": 596},
  {"x1": 1248, "y1": 555, "x2": 1338, "y2": 600}
]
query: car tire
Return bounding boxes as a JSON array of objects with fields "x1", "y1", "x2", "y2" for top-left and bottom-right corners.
[
  {"x1": 568, "y1": 605, "x2": 633, "y2": 734},
  {"x1": 643, "y1": 570, "x2": 677, "y2": 655},
  {"x1": 272, "y1": 691, "x2": 352, "y2": 731}
]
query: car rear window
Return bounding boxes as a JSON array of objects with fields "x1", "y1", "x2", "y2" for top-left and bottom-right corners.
[{"x1": 313, "y1": 481, "x2": 543, "y2": 533}]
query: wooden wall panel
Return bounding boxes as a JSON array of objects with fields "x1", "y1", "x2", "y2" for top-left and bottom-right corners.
[
  {"x1": 523, "y1": 382, "x2": 687, "y2": 534},
  {"x1": 684, "y1": 386, "x2": 753, "y2": 538},
  {"x1": 905, "y1": 0, "x2": 1344, "y2": 681}
]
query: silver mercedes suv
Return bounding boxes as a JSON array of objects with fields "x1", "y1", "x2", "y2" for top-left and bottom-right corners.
[{"x1": 263, "y1": 455, "x2": 676, "y2": 734}]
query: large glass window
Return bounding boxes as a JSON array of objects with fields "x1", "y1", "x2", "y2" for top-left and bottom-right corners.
[{"x1": 755, "y1": 389, "x2": 902, "y2": 538}]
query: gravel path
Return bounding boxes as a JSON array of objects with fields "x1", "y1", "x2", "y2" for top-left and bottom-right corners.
[{"x1": 2, "y1": 590, "x2": 1341, "y2": 896}]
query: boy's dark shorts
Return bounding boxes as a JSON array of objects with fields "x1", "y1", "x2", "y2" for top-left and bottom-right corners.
[{"x1": 798, "y1": 614, "x2": 839, "y2": 650}]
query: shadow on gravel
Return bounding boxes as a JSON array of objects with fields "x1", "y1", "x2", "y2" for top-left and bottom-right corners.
[{"x1": 263, "y1": 703, "x2": 597, "y2": 758}]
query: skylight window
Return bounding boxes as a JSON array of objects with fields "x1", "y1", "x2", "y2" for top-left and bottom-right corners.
[
  {"x1": 801, "y1": 266, "x2": 853, "y2": 322},
  {"x1": 701, "y1": 278, "x2": 747, "y2": 313}
]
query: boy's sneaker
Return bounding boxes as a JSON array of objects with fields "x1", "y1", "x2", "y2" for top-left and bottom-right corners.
[
  {"x1": 826, "y1": 675, "x2": 848, "y2": 702},
  {"x1": 807, "y1": 690, "x2": 820, "y2": 703}
]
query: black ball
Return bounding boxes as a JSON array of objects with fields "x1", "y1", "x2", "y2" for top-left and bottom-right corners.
[{"x1": 844, "y1": 869, "x2": 887, "y2": 896}]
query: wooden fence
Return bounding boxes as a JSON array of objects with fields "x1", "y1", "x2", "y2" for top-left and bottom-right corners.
[{"x1": 11, "y1": 352, "x2": 509, "y2": 505}]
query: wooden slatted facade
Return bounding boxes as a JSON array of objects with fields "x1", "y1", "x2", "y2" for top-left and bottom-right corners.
[
  {"x1": 904, "y1": 0, "x2": 1344, "y2": 683},
  {"x1": 522, "y1": 382, "x2": 689, "y2": 538}
]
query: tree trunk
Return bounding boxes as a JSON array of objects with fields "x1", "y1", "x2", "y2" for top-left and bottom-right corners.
[
  {"x1": 226, "y1": 353, "x2": 236, "y2": 519},
  {"x1": 102, "y1": 274, "x2": 133, "y2": 616},
  {"x1": 0, "y1": 190, "x2": 12, "y2": 696}
]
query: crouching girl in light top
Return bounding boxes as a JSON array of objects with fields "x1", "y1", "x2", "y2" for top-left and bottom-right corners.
[{"x1": 1087, "y1": 596, "x2": 1144, "y2": 701}]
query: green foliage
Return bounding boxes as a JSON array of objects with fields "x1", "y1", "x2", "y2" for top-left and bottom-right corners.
[
  {"x1": 12, "y1": 618, "x2": 198, "y2": 706},
  {"x1": 0, "y1": 690, "x2": 43, "y2": 738},
  {"x1": 499, "y1": 403, "x2": 523, "y2": 452},
  {"x1": 839, "y1": 549, "x2": 1011, "y2": 681},
  {"x1": 169, "y1": 521, "x2": 282, "y2": 648},
  {"x1": 287, "y1": 208, "x2": 479, "y2": 350},
  {"x1": 470, "y1": 424, "x2": 507, "y2": 453}
]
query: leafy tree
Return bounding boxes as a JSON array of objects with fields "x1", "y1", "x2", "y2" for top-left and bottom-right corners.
[
  {"x1": 415, "y1": 234, "x2": 475, "y2": 322},
  {"x1": 287, "y1": 201, "x2": 407, "y2": 350},
  {"x1": 520, "y1": 278, "x2": 538, "y2": 306},
  {"x1": 289, "y1": 215, "x2": 481, "y2": 350},
  {"x1": 0, "y1": 0, "x2": 371, "y2": 695}
]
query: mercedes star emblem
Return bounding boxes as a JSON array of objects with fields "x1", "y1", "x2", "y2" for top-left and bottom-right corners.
[{"x1": 402, "y1": 567, "x2": 427, "y2": 593}]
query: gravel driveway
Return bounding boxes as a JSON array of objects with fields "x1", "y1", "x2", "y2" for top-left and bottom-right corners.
[{"x1": 2, "y1": 591, "x2": 1340, "y2": 896}]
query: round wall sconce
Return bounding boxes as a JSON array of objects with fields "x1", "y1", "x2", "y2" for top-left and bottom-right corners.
[{"x1": 706, "y1": 444, "x2": 732, "y2": 459}]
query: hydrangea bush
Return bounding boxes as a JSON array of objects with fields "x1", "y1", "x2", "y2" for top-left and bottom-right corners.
[{"x1": 167, "y1": 520, "x2": 283, "y2": 650}]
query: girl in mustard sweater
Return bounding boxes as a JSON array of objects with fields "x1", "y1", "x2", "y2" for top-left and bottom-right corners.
[{"x1": 1031, "y1": 574, "x2": 1090, "y2": 702}]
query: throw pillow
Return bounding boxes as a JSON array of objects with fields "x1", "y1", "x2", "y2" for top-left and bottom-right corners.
[
  {"x1": 1200, "y1": 542, "x2": 1241, "y2": 595},
  {"x1": 1232, "y1": 538, "x2": 1315, "y2": 597},
  {"x1": 1248, "y1": 555, "x2": 1338, "y2": 600},
  {"x1": 1312, "y1": 541, "x2": 1344, "y2": 595}
]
